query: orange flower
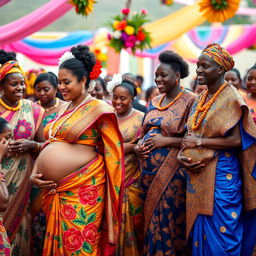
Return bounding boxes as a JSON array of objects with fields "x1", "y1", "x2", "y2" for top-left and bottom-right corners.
[
  {"x1": 116, "y1": 20, "x2": 127, "y2": 31},
  {"x1": 198, "y1": 0, "x2": 240, "y2": 22},
  {"x1": 137, "y1": 29, "x2": 146, "y2": 41}
]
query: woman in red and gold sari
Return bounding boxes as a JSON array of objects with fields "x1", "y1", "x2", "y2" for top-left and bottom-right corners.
[
  {"x1": 112, "y1": 79, "x2": 144, "y2": 256},
  {"x1": 31, "y1": 45, "x2": 124, "y2": 256},
  {"x1": 0, "y1": 50, "x2": 44, "y2": 255}
]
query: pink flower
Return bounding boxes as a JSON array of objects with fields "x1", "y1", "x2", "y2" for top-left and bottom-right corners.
[
  {"x1": 3, "y1": 248, "x2": 11, "y2": 256},
  {"x1": 141, "y1": 9, "x2": 148, "y2": 15},
  {"x1": 121, "y1": 8, "x2": 130, "y2": 15},
  {"x1": 61, "y1": 205, "x2": 76, "y2": 220},
  {"x1": 124, "y1": 35, "x2": 137, "y2": 48},
  {"x1": 82, "y1": 224, "x2": 98, "y2": 245},
  {"x1": 78, "y1": 185, "x2": 99, "y2": 206},
  {"x1": 107, "y1": 33, "x2": 112, "y2": 40},
  {"x1": 13, "y1": 119, "x2": 32, "y2": 139},
  {"x1": 63, "y1": 228, "x2": 84, "y2": 252}
]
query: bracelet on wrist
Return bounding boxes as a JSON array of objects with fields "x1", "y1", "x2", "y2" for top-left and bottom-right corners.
[{"x1": 32, "y1": 142, "x2": 40, "y2": 152}]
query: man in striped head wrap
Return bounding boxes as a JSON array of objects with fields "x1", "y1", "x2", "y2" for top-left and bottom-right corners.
[{"x1": 202, "y1": 42, "x2": 234, "y2": 72}]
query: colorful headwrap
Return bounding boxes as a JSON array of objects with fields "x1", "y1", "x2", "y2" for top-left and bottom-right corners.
[
  {"x1": 0, "y1": 60, "x2": 25, "y2": 81},
  {"x1": 202, "y1": 43, "x2": 235, "y2": 72}
]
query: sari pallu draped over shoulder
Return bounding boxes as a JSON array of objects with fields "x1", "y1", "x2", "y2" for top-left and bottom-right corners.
[
  {"x1": 0, "y1": 100, "x2": 44, "y2": 248},
  {"x1": 140, "y1": 91, "x2": 196, "y2": 255},
  {"x1": 183, "y1": 85, "x2": 256, "y2": 254},
  {"x1": 43, "y1": 99, "x2": 125, "y2": 256}
]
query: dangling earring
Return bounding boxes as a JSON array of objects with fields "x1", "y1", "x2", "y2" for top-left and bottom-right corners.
[
  {"x1": 88, "y1": 80, "x2": 96, "y2": 93},
  {"x1": 175, "y1": 80, "x2": 178, "y2": 86}
]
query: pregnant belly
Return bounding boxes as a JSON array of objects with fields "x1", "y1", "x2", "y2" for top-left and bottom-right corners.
[
  {"x1": 37, "y1": 141, "x2": 97, "y2": 182},
  {"x1": 141, "y1": 128, "x2": 169, "y2": 175}
]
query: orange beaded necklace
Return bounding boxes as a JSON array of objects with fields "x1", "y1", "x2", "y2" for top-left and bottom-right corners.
[
  {"x1": 191, "y1": 82, "x2": 228, "y2": 131},
  {"x1": 157, "y1": 89, "x2": 184, "y2": 111}
]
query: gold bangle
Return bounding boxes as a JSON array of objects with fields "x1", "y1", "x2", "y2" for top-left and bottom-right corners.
[{"x1": 33, "y1": 142, "x2": 40, "y2": 152}]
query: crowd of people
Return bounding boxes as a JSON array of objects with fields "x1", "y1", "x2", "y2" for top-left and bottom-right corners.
[{"x1": 0, "y1": 43, "x2": 255, "y2": 256}]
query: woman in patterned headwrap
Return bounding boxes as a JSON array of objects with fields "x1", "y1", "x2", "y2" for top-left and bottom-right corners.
[
  {"x1": 178, "y1": 43, "x2": 256, "y2": 256},
  {"x1": 0, "y1": 50, "x2": 44, "y2": 255}
]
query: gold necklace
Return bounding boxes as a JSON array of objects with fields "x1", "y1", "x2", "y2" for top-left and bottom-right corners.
[
  {"x1": 48, "y1": 94, "x2": 91, "y2": 141},
  {"x1": 0, "y1": 98, "x2": 22, "y2": 111},
  {"x1": 39, "y1": 98, "x2": 60, "y2": 112}
]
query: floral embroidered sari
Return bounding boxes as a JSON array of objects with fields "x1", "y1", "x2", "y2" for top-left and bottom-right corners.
[
  {"x1": 0, "y1": 217, "x2": 11, "y2": 256},
  {"x1": 115, "y1": 109, "x2": 144, "y2": 256},
  {"x1": 42, "y1": 98, "x2": 124, "y2": 256},
  {"x1": 140, "y1": 91, "x2": 196, "y2": 256},
  {"x1": 0, "y1": 99, "x2": 44, "y2": 255}
]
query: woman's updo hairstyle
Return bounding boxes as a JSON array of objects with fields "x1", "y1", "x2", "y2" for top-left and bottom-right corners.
[
  {"x1": 0, "y1": 50, "x2": 17, "y2": 65},
  {"x1": 59, "y1": 45, "x2": 96, "y2": 89},
  {"x1": 114, "y1": 79, "x2": 137, "y2": 99},
  {"x1": 159, "y1": 50, "x2": 189, "y2": 79},
  {"x1": 34, "y1": 72, "x2": 58, "y2": 89},
  {"x1": 247, "y1": 64, "x2": 256, "y2": 74}
]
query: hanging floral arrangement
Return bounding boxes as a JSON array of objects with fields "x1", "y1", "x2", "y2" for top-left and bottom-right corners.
[
  {"x1": 198, "y1": 0, "x2": 241, "y2": 22},
  {"x1": 160, "y1": 0, "x2": 173, "y2": 6},
  {"x1": 69, "y1": 0, "x2": 96, "y2": 16},
  {"x1": 107, "y1": 8, "x2": 152, "y2": 54}
]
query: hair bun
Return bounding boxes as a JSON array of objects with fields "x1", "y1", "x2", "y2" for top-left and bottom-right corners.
[
  {"x1": 0, "y1": 50, "x2": 17, "y2": 65},
  {"x1": 70, "y1": 45, "x2": 95, "y2": 72}
]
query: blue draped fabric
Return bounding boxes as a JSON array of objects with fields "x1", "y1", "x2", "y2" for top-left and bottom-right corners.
[
  {"x1": 23, "y1": 31, "x2": 93, "y2": 49},
  {"x1": 192, "y1": 122, "x2": 256, "y2": 256}
]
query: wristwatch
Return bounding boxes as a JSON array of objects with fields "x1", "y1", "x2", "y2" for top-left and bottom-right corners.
[{"x1": 196, "y1": 139, "x2": 202, "y2": 147}]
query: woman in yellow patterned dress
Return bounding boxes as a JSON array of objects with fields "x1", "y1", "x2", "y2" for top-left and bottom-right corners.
[
  {"x1": 31, "y1": 45, "x2": 125, "y2": 256},
  {"x1": 111, "y1": 79, "x2": 144, "y2": 256}
]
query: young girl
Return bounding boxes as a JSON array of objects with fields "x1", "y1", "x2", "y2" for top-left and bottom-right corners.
[{"x1": 0, "y1": 117, "x2": 12, "y2": 255}]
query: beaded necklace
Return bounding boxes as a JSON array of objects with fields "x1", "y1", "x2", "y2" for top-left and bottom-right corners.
[
  {"x1": 157, "y1": 89, "x2": 184, "y2": 111},
  {"x1": 38, "y1": 98, "x2": 60, "y2": 112},
  {"x1": 191, "y1": 82, "x2": 227, "y2": 131},
  {"x1": 0, "y1": 98, "x2": 22, "y2": 111},
  {"x1": 48, "y1": 94, "x2": 92, "y2": 141}
]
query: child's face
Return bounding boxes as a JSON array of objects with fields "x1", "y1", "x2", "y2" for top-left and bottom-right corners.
[{"x1": 0, "y1": 124, "x2": 12, "y2": 141}]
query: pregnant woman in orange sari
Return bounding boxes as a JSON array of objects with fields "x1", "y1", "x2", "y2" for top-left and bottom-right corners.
[{"x1": 31, "y1": 45, "x2": 124, "y2": 256}]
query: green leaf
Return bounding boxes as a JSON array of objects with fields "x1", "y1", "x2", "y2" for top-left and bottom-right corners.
[
  {"x1": 115, "y1": 185, "x2": 120, "y2": 194},
  {"x1": 87, "y1": 212, "x2": 96, "y2": 224},
  {"x1": 79, "y1": 134, "x2": 88, "y2": 140},
  {"x1": 72, "y1": 218, "x2": 87, "y2": 225},
  {"x1": 82, "y1": 241, "x2": 93, "y2": 253},
  {"x1": 134, "y1": 206, "x2": 143, "y2": 215},
  {"x1": 79, "y1": 208, "x2": 87, "y2": 220},
  {"x1": 76, "y1": 250, "x2": 82, "y2": 255},
  {"x1": 65, "y1": 191, "x2": 74, "y2": 196},
  {"x1": 96, "y1": 197, "x2": 103, "y2": 203},
  {"x1": 92, "y1": 176, "x2": 96, "y2": 185},
  {"x1": 62, "y1": 221, "x2": 68, "y2": 231}
]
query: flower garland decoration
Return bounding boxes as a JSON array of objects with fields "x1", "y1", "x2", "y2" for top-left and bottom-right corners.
[
  {"x1": 198, "y1": 0, "x2": 241, "y2": 23},
  {"x1": 160, "y1": 0, "x2": 173, "y2": 6},
  {"x1": 93, "y1": 48, "x2": 107, "y2": 68},
  {"x1": 69, "y1": 0, "x2": 96, "y2": 16},
  {"x1": 107, "y1": 8, "x2": 152, "y2": 54}
]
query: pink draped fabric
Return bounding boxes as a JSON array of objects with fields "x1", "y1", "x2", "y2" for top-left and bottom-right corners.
[
  {"x1": 0, "y1": 0, "x2": 11, "y2": 7},
  {"x1": 2, "y1": 39, "x2": 93, "y2": 66},
  {"x1": 0, "y1": 0, "x2": 72, "y2": 45}
]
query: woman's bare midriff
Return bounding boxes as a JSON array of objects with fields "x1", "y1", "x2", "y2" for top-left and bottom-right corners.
[{"x1": 37, "y1": 141, "x2": 97, "y2": 182}]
